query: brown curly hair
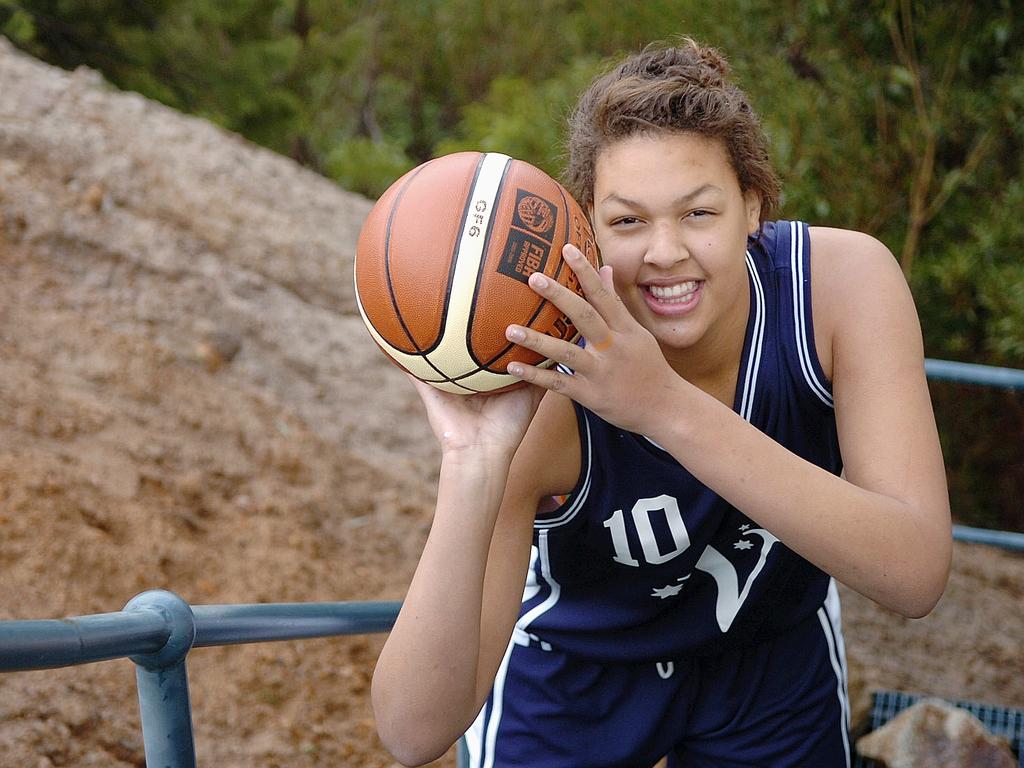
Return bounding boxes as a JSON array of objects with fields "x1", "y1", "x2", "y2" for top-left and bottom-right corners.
[{"x1": 563, "y1": 38, "x2": 780, "y2": 223}]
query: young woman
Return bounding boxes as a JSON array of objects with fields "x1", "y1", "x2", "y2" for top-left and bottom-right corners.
[{"x1": 371, "y1": 39, "x2": 951, "y2": 768}]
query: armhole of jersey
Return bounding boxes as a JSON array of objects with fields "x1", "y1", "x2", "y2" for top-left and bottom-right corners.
[
  {"x1": 533, "y1": 386, "x2": 592, "y2": 531},
  {"x1": 789, "y1": 220, "x2": 835, "y2": 410}
]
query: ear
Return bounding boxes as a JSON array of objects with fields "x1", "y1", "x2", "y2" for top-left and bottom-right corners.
[{"x1": 743, "y1": 189, "x2": 761, "y2": 234}]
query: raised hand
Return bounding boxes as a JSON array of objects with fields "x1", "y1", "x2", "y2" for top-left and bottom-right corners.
[
  {"x1": 407, "y1": 375, "x2": 546, "y2": 460},
  {"x1": 505, "y1": 244, "x2": 680, "y2": 435}
]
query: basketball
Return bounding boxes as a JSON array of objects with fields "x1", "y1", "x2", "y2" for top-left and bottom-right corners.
[{"x1": 354, "y1": 151, "x2": 600, "y2": 394}]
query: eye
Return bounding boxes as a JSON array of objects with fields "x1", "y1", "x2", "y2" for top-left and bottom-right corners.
[
  {"x1": 688, "y1": 209, "x2": 713, "y2": 219},
  {"x1": 610, "y1": 216, "x2": 642, "y2": 227}
]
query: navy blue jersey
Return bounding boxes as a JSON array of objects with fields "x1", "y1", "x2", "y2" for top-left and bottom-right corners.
[{"x1": 515, "y1": 220, "x2": 842, "y2": 662}]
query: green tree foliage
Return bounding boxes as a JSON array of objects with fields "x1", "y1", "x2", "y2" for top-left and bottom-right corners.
[
  {"x1": 436, "y1": 59, "x2": 602, "y2": 179},
  {"x1": 2, "y1": 0, "x2": 1021, "y2": 528},
  {"x1": 2, "y1": 0, "x2": 303, "y2": 150},
  {"x1": 0, "y1": 0, "x2": 171, "y2": 72}
]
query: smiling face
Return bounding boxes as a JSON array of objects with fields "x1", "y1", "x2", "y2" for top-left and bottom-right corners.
[{"x1": 591, "y1": 131, "x2": 761, "y2": 366}]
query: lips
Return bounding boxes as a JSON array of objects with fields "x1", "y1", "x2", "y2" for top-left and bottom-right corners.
[
  {"x1": 641, "y1": 280, "x2": 704, "y2": 315},
  {"x1": 634, "y1": 278, "x2": 700, "y2": 317}
]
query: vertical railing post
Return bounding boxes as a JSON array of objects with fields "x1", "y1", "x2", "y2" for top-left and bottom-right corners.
[{"x1": 124, "y1": 590, "x2": 198, "y2": 768}]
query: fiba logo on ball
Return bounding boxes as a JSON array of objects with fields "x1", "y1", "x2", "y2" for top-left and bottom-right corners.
[
  {"x1": 499, "y1": 189, "x2": 560, "y2": 287},
  {"x1": 515, "y1": 193, "x2": 556, "y2": 237},
  {"x1": 497, "y1": 230, "x2": 549, "y2": 286}
]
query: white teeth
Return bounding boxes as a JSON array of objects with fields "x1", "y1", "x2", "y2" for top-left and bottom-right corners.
[{"x1": 649, "y1": 281, "x2": 698, "y2": 299}]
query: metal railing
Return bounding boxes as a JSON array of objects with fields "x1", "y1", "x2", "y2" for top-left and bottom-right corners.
[
  {"x1": 1, "y1": 357, "x2": 1022, "y2": 767},
  {"x1": 924, "y1": 358, "x2": 1024, "y2": 390},
  {"x1": 1, "y1": 592, "x2": 408, "y2": 767}
]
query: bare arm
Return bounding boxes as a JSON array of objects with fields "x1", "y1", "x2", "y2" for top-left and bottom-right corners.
[
  {"x1": 509, "y1": 239, "x2": 951, "y2": 618},
  {"x1": 371, "y1": 384, "x2": 576, "y2": 766}
]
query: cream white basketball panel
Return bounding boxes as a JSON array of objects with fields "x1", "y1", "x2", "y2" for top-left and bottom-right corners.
[{"x1": 428, "y1": 152, "x2": 510, "y2": 373}]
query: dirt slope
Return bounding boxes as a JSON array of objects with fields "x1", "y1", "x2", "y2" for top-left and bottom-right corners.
[{"x1": 0, "y1": 37, "x2": 1021, "y2": 767}]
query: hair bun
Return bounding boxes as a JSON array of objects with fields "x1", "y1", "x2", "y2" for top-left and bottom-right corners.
[
  {"x1": 690, "y1": 39, "x2": 731, "y2": 78},
  {"x1": 632, "y1": 38, "x2": 731, "y2": 89}
]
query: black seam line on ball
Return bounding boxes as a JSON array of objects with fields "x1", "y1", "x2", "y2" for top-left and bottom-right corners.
[
  {"x1": 385, "y1": 156, "x2": 479, "y2": 385},
  {"x1": 384, "y1": 161, "x2": 431, "y2": 357}
]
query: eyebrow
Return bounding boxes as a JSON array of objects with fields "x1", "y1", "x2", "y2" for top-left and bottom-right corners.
[{"x1": 599, "y1": 183, "x2": 724, "y2": 208}]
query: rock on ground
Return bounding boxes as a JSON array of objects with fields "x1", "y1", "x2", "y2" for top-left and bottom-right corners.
[{"x1": 856, "y1": 698, "x2": 1016, "y2": 768}]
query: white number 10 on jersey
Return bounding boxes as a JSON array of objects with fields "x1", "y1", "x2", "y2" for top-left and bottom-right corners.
[{"x1": 602, "y1": 494, "x2": 779, "y2": 632}]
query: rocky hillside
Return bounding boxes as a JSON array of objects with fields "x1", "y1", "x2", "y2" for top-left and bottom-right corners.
[
  {"x1": 0, "y1": 37, "x2": 1021, "y2": 767},
  {"x1": 0, "y1": 35, "x2": 441, "y2": 767}
]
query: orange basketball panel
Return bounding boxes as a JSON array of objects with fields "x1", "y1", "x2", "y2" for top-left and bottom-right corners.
[
  {"x1": 470, "y1": 160, "x2": 563, "y2": 367},
  {"x1": 354, "y1": 168, "x2": 416, "y2": 351},
  {"x1": 357, "y1": 153, "x2": 483, "y2": 354}
]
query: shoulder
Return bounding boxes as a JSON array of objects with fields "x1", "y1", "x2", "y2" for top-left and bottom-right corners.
[
  {"x1": 808, "y1": 226, "x2": 912, "y2": 322},
  {"x1": 808, "y1": 225, "x2": 923, "y2": 383},
  {"x1": 809, "y1": 226, "x2": 898, "y2": 271},
  {"x1": 808, "y1": 226, "x2": 914, "y2": 376}
]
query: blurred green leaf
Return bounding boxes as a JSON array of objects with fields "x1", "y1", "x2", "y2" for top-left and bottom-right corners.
[
  {"x1": 325, "y1": 137, "x2": 414, "y2": 199},
  {"x1": 1, "y1": 6, "x2": 36, "y2": 44}
]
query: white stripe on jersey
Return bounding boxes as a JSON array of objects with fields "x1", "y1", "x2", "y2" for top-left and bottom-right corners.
[
  {"x1": 464, "y1": 632, "x2": 517, "y2": 768},
  {"x1": 534, "y1": 412, "x2": 592, "y2": 530},
  {"x1": 824, "y1": 578, "x2": 850, "y2": 721},
  {"x1": 516, "y1": 531, "x2": 561, "y2": 636},
  {"x1": 817, "y1": 579, "x2": 851, "y2": 767},
  {"x1": 739, "y1": 250, "x2": 766, "y2": 422},
  {"x1": 790, "y1": 221, "x2": 834, "y2": 407},
  {"x1": 468, "y1": 532, "x2": 561, "y2": 766},
  {"x1": 464, "y1": 696, "x2": 485, "y2": 766}
]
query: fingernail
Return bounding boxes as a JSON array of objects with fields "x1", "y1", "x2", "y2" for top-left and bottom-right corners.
[
  {"x1": 508, "y1": 363, "x2": 523, "y2": 376},
  {"x1": 529, "y1": 272, "x2": 548, "y2": 289},
  {"x1": 507, "y1": 326, "x2": 525, "y2": 342}
]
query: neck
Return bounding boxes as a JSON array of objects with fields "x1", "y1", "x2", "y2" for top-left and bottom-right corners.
[{"x1": 661, "y1": 283, "x2": 750, "y2": 405}]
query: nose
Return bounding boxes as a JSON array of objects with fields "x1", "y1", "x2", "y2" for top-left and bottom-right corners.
[{"x1": 643, "y1": 223, "x2": 689, "y2": 269}]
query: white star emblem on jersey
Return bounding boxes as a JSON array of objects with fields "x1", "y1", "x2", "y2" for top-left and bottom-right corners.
[
  {"x1": 733, "y1": 539, "x2": 754, "y2": 550},
  {"x1": 651, "y1": 583, "x2": 684, "y2": 599},
  {"x1": 738, "y1": 524, "x2": 751, "y2": 531}
]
